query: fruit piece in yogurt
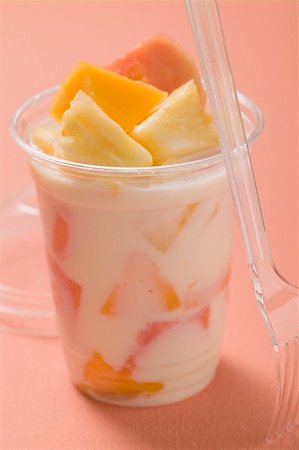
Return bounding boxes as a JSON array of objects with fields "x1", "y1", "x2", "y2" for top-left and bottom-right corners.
[
  {"x1": 31, "y1": 127, "x2": 58, "y2": 155},
  {"x1": 101, "y1": 252, "x2": 181, "y2": 317},
  {"x1": 107, "y1": 33, "x2": 206, "y2": 106},
  {"x1": 186, "y1": 267, "x2": 231, "y2": 310},
  {"x1": 50, "y1": 61, "x2": 167, "y2": 131},
  {"x1": 52, "y1": 212, "x2": 69, "y2": 259},
  {"x1": 136, "y1": 305, "x2": 210, "y2": 349},
  {"x1": 78, "y1": 352, "x2": 163, "y2": 397},
  {"x1": 144, "y1": 203, "x2": 198, "y2": 252},
  {"x1": 131, "y1": 80, "x2": 218, "y2": 165},
  {"x1": 195, "y1": 305, "x2": 210, "y2": 328},
  {"x1": 137, "y1": 320, "x2": 176, "y2": 347},
  {"x1": 122, "y1": 303, "x2": 211, "y2": 374},
  {"x1": 34, "y1": 91, "x2": 153, "y2": 167},
  {"x1": 46, "y1": 253, "x2": 81, "y2": 334},
  {"x1": 126, "y1": 298, "x2": 212, "y2": 372}
]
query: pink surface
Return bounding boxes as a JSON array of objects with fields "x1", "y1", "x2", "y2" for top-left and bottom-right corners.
[{"x1": 0, "y1": 1, "x2": 297, "y2": 449}]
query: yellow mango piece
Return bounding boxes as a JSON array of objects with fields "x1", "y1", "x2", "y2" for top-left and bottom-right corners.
[
  {"x1": 51, "y1": 61, "x2": 168, "y2": 131},
  {"x1": 156, "y1": 277, "x2": 181, "y2": 311},
  {"x1": 81, "y1": 352, "x2": 163, "y2": 396}
]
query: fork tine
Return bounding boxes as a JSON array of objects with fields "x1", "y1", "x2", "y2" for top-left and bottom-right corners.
[
  {"x1": 277, "y1": 340, "x2": 296, "y2": 437},
  {"x1": 266, "y1": 349, "x2": 284, "y2": 443},
  {"x1": 277, "y1": 338, "x2": 298, "y2": 436},
  {"x1": 287, "y1": 336, "x2": 298, "y2": 431},
  {"x1": 275, "y1": 342, "x2": 291, "y2": 438},
  {"x1": 267, "y1": 342, "x2": 293, "y2": 442}
]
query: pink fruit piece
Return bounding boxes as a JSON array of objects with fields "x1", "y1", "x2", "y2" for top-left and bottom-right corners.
[
  {"x1": 52, "y1": 212, "x2": 69, "y2": 258},
  {"x1": 106, "y1": 33, "x2": 206, "y2": 107},
  {"x1": 100, "y1": 251, "x2": 181, "y2": 316},
  {"x1": 137, "y1": 320, "x2": 175, "y2": 347},
  {"x1": 47, "y1": 253, "x2": 81, "y2": 330},
  {"x1": 121, "y1": 300, "x2": 212, "y2": 374},
  {"x1": 195, "y1": 306, "x2": 210, "y2": 329},
  {"x1": 121, "y1": 319, "x2": 176, "y2": 370},
  {"x1": 126, "y1": 303, "x2": 210, "y2": 368}
]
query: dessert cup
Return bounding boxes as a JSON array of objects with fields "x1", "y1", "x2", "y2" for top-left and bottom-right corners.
[{"x1": 10, "y1": 86, "x2": 263, "y2": 406}]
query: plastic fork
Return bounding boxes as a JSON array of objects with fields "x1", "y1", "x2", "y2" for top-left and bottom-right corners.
[{"x1": 185, "y1": 0, "x2": 299, "y2": 443}]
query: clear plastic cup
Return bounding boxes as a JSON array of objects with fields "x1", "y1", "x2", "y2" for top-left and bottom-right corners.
[{"x1": 10, "y1": 86, "x2": 263, "y2": 406}]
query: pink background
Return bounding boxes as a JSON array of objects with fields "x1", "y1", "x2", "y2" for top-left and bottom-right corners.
[{"x1": 0, "y1": 1, "x2": 297, "y2": 449}]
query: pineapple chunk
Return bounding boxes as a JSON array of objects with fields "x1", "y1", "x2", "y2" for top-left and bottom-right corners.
[
  {"x1": 51, "y1": 62, "x2": 167, "y2": 132},
  {"x1": 34, "y1": 91, "x2": 153, "y2": 167},
  {"x1": 32, "y1": 127, "x2": 58, "y2": 155},
  {"x1": 131, "y1": 80, "x2": 219, "y2": 165}
]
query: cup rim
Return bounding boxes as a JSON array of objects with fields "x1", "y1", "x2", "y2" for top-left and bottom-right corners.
[{"x1": 10, "y1": 85, "x2": 264, "y2": 177}]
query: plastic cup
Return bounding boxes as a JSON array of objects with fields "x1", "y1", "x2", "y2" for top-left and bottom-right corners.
[{"x1": 10, "y1": 86, "x2": 262, "y2": 406}]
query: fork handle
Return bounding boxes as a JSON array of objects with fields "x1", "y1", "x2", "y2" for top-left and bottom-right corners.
[{"x1": 185, "y1": 0, "x2": 273, "y2": 291}]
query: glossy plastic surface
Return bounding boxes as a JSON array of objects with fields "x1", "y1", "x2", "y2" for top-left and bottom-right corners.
[
  {"x1": 0, "y1": 187, "x2": 56, "y2": 337},
  {"x1": 185, "y1": 0, "x2": 298, "y2": 442}
]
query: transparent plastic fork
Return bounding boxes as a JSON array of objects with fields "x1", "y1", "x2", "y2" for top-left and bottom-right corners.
[{"x1": 185, "y1": 0, "x2": 299, "y2": 443}]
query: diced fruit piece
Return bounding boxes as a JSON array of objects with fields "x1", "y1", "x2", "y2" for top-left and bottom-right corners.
[
  {"x1": 137, "y1": 304, "x2": 210, "y2": 351},
  {"x1": 207, "y1": 204, "x2": 220, "y2": 224},
  {"x1": 144, "y1": 203, "x2": 198, "y2": 252},
  {"x1": 50, "y1": 61, "x2": 167, "y2": 131},
  {"x1": 122, "y1": 322, "x2": 177, "y2": 372},
  {"x1": 131, "y1": 80, "x2": 219, "y2": 165},
  {"x1": 156, "y1": 277, "x2": 181, "y2": 311},
  {"x1": 47, "y1": 253, "x2": 81, "y2": 334},
  {"x1": 32, "y1": 127, "x2": 58, "y2": 155},
  {"x1": 79, "y1": 352, "x2": 163, "y2": 396},
  {"x1": 121, "y1": 303, "x2": 211, "y2": 375},
  {"x1": 51, "y1": 91, "x2": 153, "y2": 166},
  {"x1": 186, "y1": 267, "x2": 231, "y2": 310},
  {"x1": 131, "y1": 306, "x2": 213, "y2": 373},
  {"x1": 107, "y1": 33, "x2": 206, "y2": 105},
  {"x1": 100, "y1": 286, "x2": 118, "y2": 315},
  {"x1": 47, "y1": 254, "x2": 81, "y2": 310},
  {"x1": 100, "y1": 251, "x2": 181, "y2": 317},
  {"x1": 52, "y1": 212, "x2": 69, "y2": 258},
  {"x1": 195, "y1": 306, "x2": 210, "y2": 328},
  {"x1": 137, "y1": 321, "x2": 175, "y2": 347}
]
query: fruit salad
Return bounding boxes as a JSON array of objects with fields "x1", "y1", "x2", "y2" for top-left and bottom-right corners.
[{"x1": 30, "y1": 34, "x2": 234, "y2": 406}]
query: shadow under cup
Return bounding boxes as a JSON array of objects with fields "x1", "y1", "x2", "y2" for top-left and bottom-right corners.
[{"x1": 11, "y1": 87, "x2": 263, "y2": 407}]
